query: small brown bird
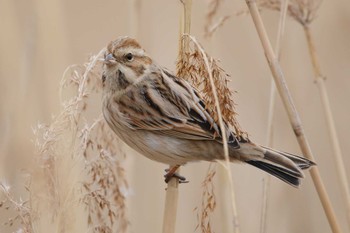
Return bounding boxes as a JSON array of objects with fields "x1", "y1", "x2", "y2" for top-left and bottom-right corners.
[{"x1": 102, "y1": 36, "x2": 315, "y2": 187}]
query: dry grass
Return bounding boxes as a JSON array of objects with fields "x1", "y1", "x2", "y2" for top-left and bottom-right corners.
[
  {"x1": 260, "y1": 1, "x2": 289, "y2": 232},
  {"x1": 204, "y1": 0, "x2": 248, "y2": 38},
  {"x1": 195, "y1": 164, "x2": 217, "y2": 233},
  {"x1": 245, "y1": 0, "x2": 342, "y2": 232},
  {"x1": 1, "y1": 49, "x2": 129, "y2": 233},
  {"x1": 81, "y1": 118, "x2": 129, "y2": 233},
  {"x1": 204, "y1": 0, "x2": 229, "y2": 37},
  {"x1": 1, "y1": 1, "x2": 349, "y2": 233},
  {"x1": 176, "y1": 0, "x2": 239, "y2": 233},
  {"x1": 176, "y1": 35, "x2": 242, "y2": 233},
  {"x1": 0, "y1": 181, "x2": 32, "y2": 233},
  {"x1": 177, "y1": 37, "x2": 245, "y2": 138},
  {"x1": 258, "y1": 0, "x2": 322, "y2": 26},
  {"x1": 161, "y1": 2, "x2": 233, "y2": 233},
  {"x1": 260, "y1": 0, "x2": 350, "y2": 231}
]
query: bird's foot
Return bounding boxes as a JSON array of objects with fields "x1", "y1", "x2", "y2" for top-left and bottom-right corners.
[{"x1": 164, "y1": 166, "x2": 189, "y2": 183}]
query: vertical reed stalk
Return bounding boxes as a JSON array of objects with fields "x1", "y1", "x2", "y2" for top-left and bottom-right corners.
[
  {"x1": 189, "y1": 35, "x2": 240, "y2": 233},
  {"x1": 216, "y1": 165, "x2": 235, "y2": 233},
  {"x1": 204, "y1": 4, "x2": 240, "y2": 230},
  {"x1": 162, "y1": 177, "x2": 180, "y2": 233},
  {"x1": 162, "y1": 1, "x2": 192, "y2": 233},
  {"x1": 244, "y1": 1, "x2": 342, "y2": 232},
  {"x1": 207, "y1": 39, "x2": 236, "y2": 233},
  {"x1": 260, "y1": 1, "x2": 288, "y2": 232},
  {"x1": 304, "y1": 25, "x2": 350, "y2": 230}
]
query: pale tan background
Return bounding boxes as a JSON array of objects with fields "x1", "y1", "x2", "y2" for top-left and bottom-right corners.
[{"x1": 1, "y1": 0, "x2": 350, "y2": 233}]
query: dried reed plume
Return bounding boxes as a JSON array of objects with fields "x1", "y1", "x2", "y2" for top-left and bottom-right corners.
[
  {"x1": 81, "y1": 118, "x2": 129, "y2": 233},
  {"x1": 257, "y1": 0, "x2": 322, "y2": 26},
  {"x1": 177, "y1": 35, "x2": 242, "y2": 233},
  {"x1": 195, "y1": 164, "x2": 217, "y2": 233},
  {"x1": 177, "y1": 37, "x2": 245, "y2": 138},
  {"x1": 0, "y1": 180, "x2": 33, "y2": 233},
  {"x1": 24, "y1": 49, "x2": 128, "y2": 233}
]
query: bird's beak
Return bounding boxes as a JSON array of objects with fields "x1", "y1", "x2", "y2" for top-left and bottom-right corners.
[{"x1": 104, "y1": 53, "x2": 117, "y2": 65}]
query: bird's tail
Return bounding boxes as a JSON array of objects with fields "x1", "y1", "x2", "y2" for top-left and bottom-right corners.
[{"x1": 245, "y1": 146, "x2": 315, "y2": 187}]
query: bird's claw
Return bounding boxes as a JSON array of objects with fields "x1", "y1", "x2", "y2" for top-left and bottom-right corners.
[{"x1": 164, "y1": 168, "x2": 189, "y2": 183}]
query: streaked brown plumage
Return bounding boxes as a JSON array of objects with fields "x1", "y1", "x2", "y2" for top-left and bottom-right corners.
[{"x1": 102, "y1": 36, "x2": 315, "y2": 187}]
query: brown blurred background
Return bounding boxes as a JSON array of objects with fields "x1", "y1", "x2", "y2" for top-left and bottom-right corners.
[{"x1": 1, "y1": 0, "x2": 350, "y2": 232}]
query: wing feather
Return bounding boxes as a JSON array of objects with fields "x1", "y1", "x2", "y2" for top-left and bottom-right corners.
[{"x1": 115, "y1": 66, "x2": 239, "y2": 148}]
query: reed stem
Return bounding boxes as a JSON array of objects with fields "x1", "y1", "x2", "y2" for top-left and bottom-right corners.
[
  {"x1": 260, "y1": 1, "x2": 288, "y2": 232},
  {"x1": 304, "y1": 25, "x2": 350, "y2": 231},
  {"x1": 162, "y1": 176, "x2": 180, "y2": 233},
  {"x1": 189, "y1": 35, "x2": 240, "y2": 233},
  {"x1": 244, "y1": 1, "x2": 342, "y2": 232},
  {"x1": 162, "y1": 1, "x2": 193, "y2": 232}
]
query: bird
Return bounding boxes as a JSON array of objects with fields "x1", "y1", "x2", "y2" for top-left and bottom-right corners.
[{"x1": 102, "y1": 36, "x2": 315, "y2": 187}]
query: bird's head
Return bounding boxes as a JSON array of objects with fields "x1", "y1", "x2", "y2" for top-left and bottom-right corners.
[{"x1": 102, "y1": 36, "x2": 152, "y2": 91}]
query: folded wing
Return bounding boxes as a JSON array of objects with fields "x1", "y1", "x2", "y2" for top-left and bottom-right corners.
[{"x1": 115, "y1": 67, "x2": 239, "y2": 148}]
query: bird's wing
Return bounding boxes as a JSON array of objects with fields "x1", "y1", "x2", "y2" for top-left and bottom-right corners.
[{"x1": 114, "y1": 67, "x2": 239, "y2": 148}]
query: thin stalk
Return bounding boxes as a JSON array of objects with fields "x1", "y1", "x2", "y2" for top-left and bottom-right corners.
[
  {"x1": 260, "y1": 1, "x2": 288, "y2": 232},
  {"x1": 208, "y1": 36, "x2": 235, "y2": 233},
  {"x1": 244, "y1": 1, "x2": 342, "y2": 233},
  {"x1": 162, "y1": 177, "x2": 180, "y2": 233},
  {"x1": 183, "y1": 0, "x2": 192, "y2": 52},
  {"x1": 162, "y1": 1, "x2": 192, "y2": 233},
  {"x1": 304, "y1": 25, "x2": 350, "y2": 230},
  {"x1": 217, "y1": 163, "x2": 235, "y2": 233},
  {"x1": 189, "y1": 35, "x2": 240, "y2": 233}
]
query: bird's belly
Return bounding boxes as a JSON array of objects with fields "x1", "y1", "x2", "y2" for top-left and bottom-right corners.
[
  {"x1": 103, "y1": 106, "x2": 222, "y2": 164},
  {"x1": 116, "y1": 129, "x2": 220, "y2": 165},
  {"x1": 121, "y1": 131, "x2": 191, "y2": 165}
]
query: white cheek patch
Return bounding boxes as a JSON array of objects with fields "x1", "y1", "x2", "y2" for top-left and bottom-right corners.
[
  {"x1": 118, "y1": 65, "x2": 137, "y2": 81},
  {"x1": 104, "y1": 64, "x2": 137, "y2": 87}
]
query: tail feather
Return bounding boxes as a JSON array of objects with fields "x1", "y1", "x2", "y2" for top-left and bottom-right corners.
[
  {"x1": 246, "y1": 160, "x2": 301, "y2": 187},
  {"x1": 246, "y1": 147, "x2": 315, "y2": 187},
  {"x1": 261, "y1": 146, "x2": 316, "y2": 169}
]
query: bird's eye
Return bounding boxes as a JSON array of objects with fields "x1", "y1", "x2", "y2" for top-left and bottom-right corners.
[{"x1": 125, "y1": 53, "x2": 133, "y2": 61}]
